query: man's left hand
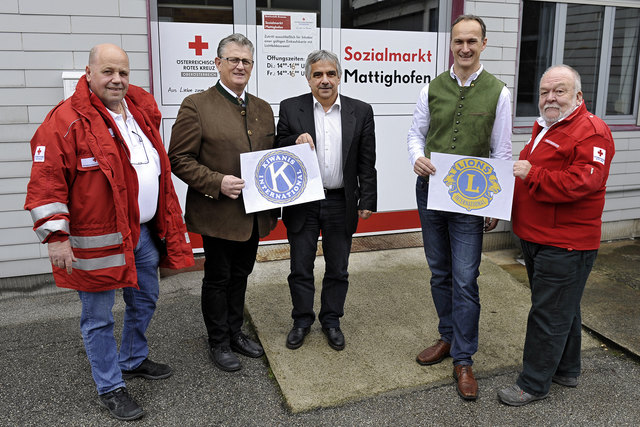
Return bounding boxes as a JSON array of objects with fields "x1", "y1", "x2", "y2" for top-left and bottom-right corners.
[
  {"x1": 484, "y1": 217, "x2": 499, "y2": 232},
  {"x1": 358, "y1": 210, "x2": 372, "y2": 219}
]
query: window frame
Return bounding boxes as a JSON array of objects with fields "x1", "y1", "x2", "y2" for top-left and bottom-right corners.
[{"x1": 514, "y1": 1, "x2": 640, "y2": 128}]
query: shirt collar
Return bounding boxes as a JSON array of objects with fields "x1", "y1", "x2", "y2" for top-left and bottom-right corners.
[
  {"x1": 218, "y1": 80, "x2": 246, "y2": 101},
  {"x1": 449, "y1": 64, "x2": 484, "y2": 85},
  {"x1": 536, "y1": 102, "x2": 582, "y2": 129},
  {"x1": 106, "y1": 98, "x2": 129, "y2": 121},
  {"x1": 313, "y1": 94, "x2": 341, "y2": 113}
]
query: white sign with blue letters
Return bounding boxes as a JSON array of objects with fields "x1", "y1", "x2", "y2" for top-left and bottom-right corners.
[{"x1": 241, "y1": 143, "x2": 325, "y2": 213}]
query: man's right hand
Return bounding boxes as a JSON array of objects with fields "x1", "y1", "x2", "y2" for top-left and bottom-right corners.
[
  {"x1": 414, "y1": 156, "x2": 436, "y2": 177},
  {"x1": 48, "y1": 240, "x2": 77, "y2": 275},
  {"x1": 295, "y1": 133, "x2": 315, "y2": 150},
  {"x1": 221, "y1": 175, "x2": 245, "y2": 199}
]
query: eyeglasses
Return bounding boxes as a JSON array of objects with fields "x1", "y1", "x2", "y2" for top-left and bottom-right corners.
[
  {"x1": 129, "y1": 129, "x2": 149, "y2": 165},
  {"x1": 221, "y1": 57, "x2": 254, "y2": 67}
]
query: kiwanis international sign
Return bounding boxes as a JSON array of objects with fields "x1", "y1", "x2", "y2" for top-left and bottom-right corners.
[
  {"x1": 240, "y1": 144, "x2": 325, "y2": 213},
  {"x1": 427, "y1": 152, "x2": 515, "y2": 221}
]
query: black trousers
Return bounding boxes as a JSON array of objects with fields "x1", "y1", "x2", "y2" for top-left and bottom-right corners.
[
  {"x1": 201, "y1": 224, "x2": 259, "y2": 346},
  {"x1": 287, "y1": 193, "x2": 352, "y2": 328},
  {"x1": 517, "y1": 239, "x2": 597, "y2": 396}
]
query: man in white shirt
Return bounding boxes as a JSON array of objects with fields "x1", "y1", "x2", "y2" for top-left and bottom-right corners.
[
  {"x1": 276, "y1": 50, "x2": 377, "y2": 351},
  {"x1": 406, "y1": 15, "x2": 512, "y2": 401}
]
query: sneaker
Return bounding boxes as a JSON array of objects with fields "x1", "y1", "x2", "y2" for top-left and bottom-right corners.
[
  {"x1": 498, "y1": 384, "x2": 549, "y2": 407},
  {"x1": 552, "y1": 374, "x2": 578, "y2": 387},
  {"x1": 122, "y1": 358, "x2": 172, "y2": 380},
  {"x1": 98, "y1": 387, "x2": 144, "y2": 421}
]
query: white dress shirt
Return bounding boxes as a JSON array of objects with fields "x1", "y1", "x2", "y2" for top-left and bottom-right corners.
[
  {"x1": 313, "y1": 96, "x2": 343, "y2": 189},
  {"x1": 108, "y1": 100, "x2": 161, "y2": 224},
  {"x1": 219, "y1": 79, "x2": 246, "y2": 102},
  {"x1": 407, "y1": 64, "x2": 513, "y2": 166}
]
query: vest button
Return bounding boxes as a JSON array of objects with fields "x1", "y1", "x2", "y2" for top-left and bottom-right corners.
[
  {"x1": 454, "y1": 129, "x2": 458, "y2": 132},
  {"x1": 241, "y1": 110, "x2": 246, "y2": 116},
  {"x1": 453, "y1": 137, "x2": 457, "y2": 141},
  {"x1": 247, "y1": 130, "x2": 253, "y2": 136},
  {"x1": 456, "y1": 120, "x2": 460, "y2": 124},
  {"x1": 457, "y1": 112, "x2": 461, "y2": 116},
  {"x1": 451, "y1": 145, "x2": 456, "y2": 149},
  {"x1": 461, "y1": 96, "x2": 465, "y2": 100},
  {"x1": 459, "y1": 104, "x2": 463, "y2": 108}
]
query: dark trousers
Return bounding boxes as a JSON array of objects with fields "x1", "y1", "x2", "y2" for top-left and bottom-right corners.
[
  {"x1": 201, "y1": 224, "x2": 259, "y2": 346},
  {"x1": 517, "y1": 239, "x2": 597, "y2": 396},
  {"x1": 287, "y1": 193, "x2": 352, "y2": 328}
]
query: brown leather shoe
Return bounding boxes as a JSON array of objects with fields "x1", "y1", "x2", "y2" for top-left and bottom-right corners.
[
  {"x1": 453, "y1": 365, "x2": 478, "y2": 401},
  {"x1": 416, "y1": 339, "x2": 451, "y2": 366}
]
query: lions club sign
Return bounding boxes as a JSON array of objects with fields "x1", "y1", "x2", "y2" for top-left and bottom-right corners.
[
  {"x1": 427, "y1": 152, "x2": 515, "y2": 221},
  {"x1": 443, "y1": 157, "x2": 501, "y2": 211}
]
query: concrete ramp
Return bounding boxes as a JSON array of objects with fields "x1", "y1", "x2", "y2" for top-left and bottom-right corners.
[{"x1": 246, "y1": 246, "x2": 598, "y2": 412}]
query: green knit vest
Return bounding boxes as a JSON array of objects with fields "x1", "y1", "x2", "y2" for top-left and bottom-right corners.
[{"x1": 425, "y1": 70, "x2": 505, "y2": 158}]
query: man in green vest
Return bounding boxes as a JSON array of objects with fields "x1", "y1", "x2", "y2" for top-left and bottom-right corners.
[{"x1": 407, "y1": 15, "x2": 513, "y2": 401}]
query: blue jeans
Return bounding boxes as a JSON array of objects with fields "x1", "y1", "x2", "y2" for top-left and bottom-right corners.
[
  {"x1": 416, "y1": 176, "x2": 483, "y2": 366},
  {"x1": 78, "y1": 223, "x2": 160, "y2": 394},
  {"x1": 517, "y1": 240, "x2": 596, "y2": 396}
]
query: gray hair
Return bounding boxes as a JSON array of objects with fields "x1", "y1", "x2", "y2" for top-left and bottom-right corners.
[
  {"x1": 217, "y1": 33, "x2": 254, "y2": 58},
  {"x1": 451, "y1": 14, "x2": 487, "y2": 40},
  {"x1": 541, "y1": 64, "x2": 582, "y2": 95},
  {"x1": 304, "y1": 50, "x2": 342, "y2": 79}
]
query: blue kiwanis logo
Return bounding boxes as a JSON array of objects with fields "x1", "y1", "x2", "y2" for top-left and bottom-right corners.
[
  {"x1": 255, "y1": 150, "x2": 307, "y2": 204},
  {"x1": 443, "y1": 157, "x2": 501, "y2": 211}
]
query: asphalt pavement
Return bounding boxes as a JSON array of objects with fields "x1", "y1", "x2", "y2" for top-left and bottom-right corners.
[{"x1": 1, "y1": 235, "x2": 638, "y2": 426}]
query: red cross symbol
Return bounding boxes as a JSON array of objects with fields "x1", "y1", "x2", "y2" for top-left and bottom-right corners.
[
  {"x1": 37, "y1": 147, "x2": 42, "y2": 155},
  {"x1": 597, "y1": 149, "x2": 603, "y2": 156},
  {"x1": 188, "y1": 35, "x2": 208, "y2": 56}
]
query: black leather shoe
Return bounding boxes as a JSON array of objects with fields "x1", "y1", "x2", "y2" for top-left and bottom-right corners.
[
  {"x1": 121, "y1": 358, "x2": 172, "y2": 380},
  {"x1": 322, "y1": 327, "x2": 345, "y2": 351},
  {"x1": 209, "y1": 345, "x2": 241, "y2": 371},
  {"x1": 286, "y1": 326, "x2": 311, "y2": 350},
  {"x1": 230, "y1": 333, "x2": 264, "y2": 358},
  {"x1": 98, "y1": 387, "x2": 144, "y2": 421}
]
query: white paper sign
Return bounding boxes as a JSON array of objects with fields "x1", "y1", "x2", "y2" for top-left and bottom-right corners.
[
  {"x1": 427, "y1": 152, "x2": 515, "y2": 221},
  {"x1": 241, "y1": 144, "x2": 325, "y2": 213},
  {"x1": 257, "y1": 12, "x2": 319, "y2": 104}
]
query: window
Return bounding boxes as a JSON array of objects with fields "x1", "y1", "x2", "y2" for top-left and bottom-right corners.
[
  {"x1": 342, "y1": 0, "x2": 439, "y2": 31},
  {"x1": 515, "y1": 1, "x2": 640, "y2": 125}
]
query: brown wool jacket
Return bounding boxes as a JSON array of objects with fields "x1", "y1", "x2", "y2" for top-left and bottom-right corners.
[{"x1": 169, "y1": 82, "x2": 277, "y2": 241}]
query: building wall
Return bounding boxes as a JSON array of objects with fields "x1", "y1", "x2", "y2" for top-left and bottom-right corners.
[
  {"x1": 0, "y1": 0, "x2": 150, "y2": 279},
  {"x1": 0, "y1": 0, "x2": 638, "y2": 281}
]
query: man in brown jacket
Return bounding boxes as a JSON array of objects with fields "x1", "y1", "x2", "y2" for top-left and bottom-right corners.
[{"x1": 169, "y1": 33, "x2": 277, "y2": 371}]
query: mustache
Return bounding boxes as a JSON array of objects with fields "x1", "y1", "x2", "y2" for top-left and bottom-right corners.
[{"x1": 543, "y1": 103, "x2": 561, "y2": 111}]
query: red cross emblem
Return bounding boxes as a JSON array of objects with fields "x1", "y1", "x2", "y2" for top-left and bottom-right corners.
[
  {"x1": 37, "y1": 147, "x2": 42, "y2": 155},
  {"x1": 188, "y1": 35, "x2": 208, "y2": 56},
  {"x1": 597, "y1": 149, "x2": 603, "y2": 156}
]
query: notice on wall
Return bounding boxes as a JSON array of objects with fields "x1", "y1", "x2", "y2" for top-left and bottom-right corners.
[
  {"x1": 158, "y1": 22, "x2": 233, "y2": 106},
  {"x1": 257, "y1": 11, "x2": 319, "y2": 104},
  {"x1": 340, "y1": 29, "x2": 438, "y2": 104},
  {"x1": 427, "y1": 153, "x2": 515, "y2": 221}
]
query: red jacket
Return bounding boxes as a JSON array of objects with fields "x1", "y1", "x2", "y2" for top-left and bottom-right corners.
[
  {"x1": 512, "y1": 102, "x2": 615, "y2": 250},
  {"x1": 25, "y1": 76, "x2": 194, "y2": 292}
]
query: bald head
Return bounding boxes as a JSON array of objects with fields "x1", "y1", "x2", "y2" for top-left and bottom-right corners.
[
  {"x1": 85, "y1": 44, "x2": 130, "y2": 113},
  {"x1": 88, "y1": 43, "x2": 129, "y2": 66}
]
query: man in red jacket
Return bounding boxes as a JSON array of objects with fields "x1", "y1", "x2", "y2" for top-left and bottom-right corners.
[
  {"x1": 498, "y1": 65, "x2": 614, "y2": 406},
  {"x1": 24, "y1": 44, "x2": 194, "y2": 421}
]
